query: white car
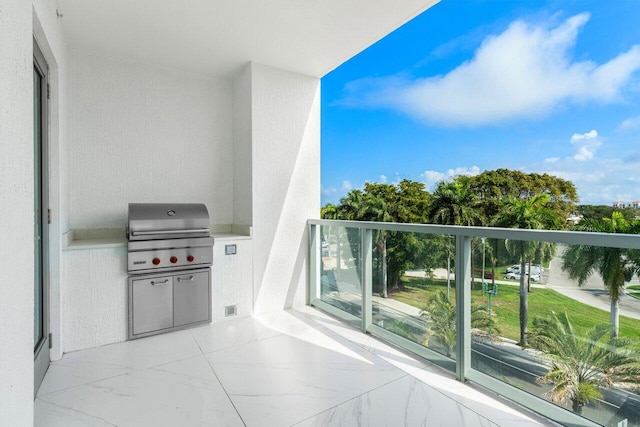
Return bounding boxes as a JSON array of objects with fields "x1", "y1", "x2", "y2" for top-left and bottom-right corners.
[
  {"x1": 504, "y1": 272, "x2": 540, "y2": 282},
  {"x1": 506, "y1": 265, "x2": 520, "y2": 274},
  {"x1": 507, "y1": 264, "x2": 544, "y2": 275}
]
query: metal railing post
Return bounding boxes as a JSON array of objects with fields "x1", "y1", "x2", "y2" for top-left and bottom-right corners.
[
  {"x1": 308, "y1": 224, "x2": 320, "y2": 305},
  {"x1": 455, "y1": 235, "x2": 471, "y2": 382},
  {"x1": 362, "y1": 228, "x2": 373, "y2": 333}
]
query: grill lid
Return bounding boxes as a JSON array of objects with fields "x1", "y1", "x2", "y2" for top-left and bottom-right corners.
[{"x1": 128, "y1": 203, "x2": 210, "y2": 240}]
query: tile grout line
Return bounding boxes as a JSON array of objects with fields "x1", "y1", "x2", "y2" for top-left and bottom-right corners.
[
  {"x1": 288, "y1": 372, "x2": 412, "y2": 426},
  {"x1": 296, "y1": 308, "x2": 544, "y2": 426},
  {"x1": 38, "y1": 333, "x2": 205, "y2": 398},
  {"x1": 35, "y1": 397, "x2": 119, "y2": 426},
  {"x1": 189, "y1": 326, "x2": 249, "y2": 426},
  {"x1": 202, "y1": 355, "x2": 248, "y2": 427}
]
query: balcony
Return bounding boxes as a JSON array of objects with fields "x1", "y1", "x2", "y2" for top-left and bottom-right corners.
[
  {"x1": 35, "y1": 306, "x2": 550, "y2": 426},
  {"x1": 309, "y1": 219, "x2": 640, "y2": 427},
  {"x1": 4, "y1": 1, "x2": 639, "y2": 426}
]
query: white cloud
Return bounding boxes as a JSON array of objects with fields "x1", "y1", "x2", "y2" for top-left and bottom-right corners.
[
  {"x1": 573, "y1": 146, "x2": 595, "y2": 161},
  {"x1": 421, "y1": 165, "x2": 481, "y2": 189},
  {"x1": 340, "y1": 13, "x2": 640, "y2": 126},
  {"x1": 421, "y1": 170, "x2": 446, "y2": 187},
  {"x1": 618, "y1": 115, "x2": 640, "y2": 131},
  {"x1": 379, "y1": 174, "x2": 388, "y2": 183},
  {"x1": 321, "y1": 185, "x2": 337, "y2": 196},
  {"x1": 538, "y1": 147, "x2": 640, "y2": 204},
  {"x1": 545, "y1": 157, "x2": 559, "y2": 163},
  {"x1": 341, "y1": 180, "x2": 353, "y2": 192},
  {"x1": 568, "y1": 129, "x2": 601, "y2": 161},
  {"x1": 570, "y1": 129, "x2": 598, "y2": 143}
]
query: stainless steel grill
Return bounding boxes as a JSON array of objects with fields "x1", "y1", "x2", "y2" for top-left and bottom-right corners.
[
  {"x1": 127, "y1": 203, "x2": 214, "y2": 274},
  {"x1": 126, "y1": 203, "x2": 214, "y2": 339}
]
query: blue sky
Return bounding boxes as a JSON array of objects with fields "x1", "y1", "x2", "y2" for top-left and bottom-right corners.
[{"x1": 321, "y1": 0, "x2": 640, "y2": 206}]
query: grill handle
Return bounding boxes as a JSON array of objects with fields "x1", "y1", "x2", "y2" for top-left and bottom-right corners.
[
  {"x1": 131, "y1": 228, "x2": 210, "y2": 236},
  {"x1": 177, "y1": 276, "x2": 194, "y2": 282},
  {"x1": 151, "y1": 279, "x2": 169, "y2": 286}
]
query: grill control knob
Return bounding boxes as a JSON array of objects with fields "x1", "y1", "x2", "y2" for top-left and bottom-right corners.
[
  {"x1": 152, "y1": 258, "x2": 161, "y2": 265},
  {"x1": 170, "y1": 256, "x2": 178, "y2": 264},
  {"x1": 187, "y1": 255, "x2": 195, "y2": 262}
]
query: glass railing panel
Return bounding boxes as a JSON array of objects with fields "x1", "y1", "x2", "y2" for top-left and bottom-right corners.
[
  {"x1": 371, "y1": 231, "x2": 458, "y2": 363},
  {"x1": 471, "y1": 239, "x2": 640, "y2": 427},
  {"x1": 319, "y1": 225, "x2": 363, "y2": 320}
]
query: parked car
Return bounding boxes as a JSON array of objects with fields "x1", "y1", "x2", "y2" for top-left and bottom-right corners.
[
  {"x1": 506, "y1": 264, "x2": 544, "y2": 275},
  {"x1": 504, "y1": 272, "x2": 540, "y2": 282},
  {"x1": 506, "y1": 265, "x2": 520, "y2": 274}
]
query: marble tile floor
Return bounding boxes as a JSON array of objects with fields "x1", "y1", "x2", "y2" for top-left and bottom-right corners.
[{"x1": 35, "y1": 306, "x2": 556, "y2": 427}]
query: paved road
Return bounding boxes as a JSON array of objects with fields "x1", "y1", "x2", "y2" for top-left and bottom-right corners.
[{"x1": 546, "y1": 245, "x2": 640, "y2": 320}]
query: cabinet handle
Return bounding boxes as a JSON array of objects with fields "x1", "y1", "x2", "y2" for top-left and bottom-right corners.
[
  {"x1": 177, "y1": 275, "x2": 194, "y2": 282},
  {"x1": 151, "y1": 279, "x2": 169, "y2": 286}
]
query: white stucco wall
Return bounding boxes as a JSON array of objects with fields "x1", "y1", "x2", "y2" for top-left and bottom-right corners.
[
  {"x1": 233, "y1": 64, "x2": 253, "y2": 226},
  {"x1": 62, "y1": 247, "x2": 128, "y2": 351},
  {"x1": 212, "y1": 238, "x2": 253, "y2": 322},
  {"x1": 0, "y1": 0, "x2": 34, "y2": 423},
  {"x1": 68, "y1": 51, "x2": 234, "y2": 229},
  {"x1": 250, "y1": 63, "x2": 320, "y2": 314}
]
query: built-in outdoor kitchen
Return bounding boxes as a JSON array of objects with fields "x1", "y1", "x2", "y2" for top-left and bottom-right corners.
[
  {"x1": 126, "y1": 203, "x2": 214, "y2": 338},
  {"x1": 61, "y1": 208, "x2": 253, "y2": 352}
]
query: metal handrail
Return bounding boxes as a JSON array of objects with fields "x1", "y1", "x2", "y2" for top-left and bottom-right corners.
[{"x1": 308, "y1": 218, "x2": 640, "y2": 249}]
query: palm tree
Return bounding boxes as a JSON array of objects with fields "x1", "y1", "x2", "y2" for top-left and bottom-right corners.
[
  {"x1": 421, "y1": 290, "x2": 497, "y2": 358},
  {"x1": 561, "y1": 212, "x2": 640, "y2": 339},
  {"x1": 493, "y1": 194, "x2": 560, "y2": 346},
  {"x1": 427, "y1": 179, "x2": 484, "y2": 299},
  {"x1": 339, "y1": 189, "x2": 367, "y2": 220},
  {"x1": 529, "y1": 311, "x2": 640, "y2": 415},
  {"x1": 340, "y1": 190, "x2": 396, "y2": 297},
  {"x1": 364, "y1": 195, "x2": 394, "y2": 297},
  {"x1": 320, "y1": 203, "x2": 340, "y2": 219},
  {"x1": 427, "y1": 179, "x2": 484, "y2": 227}
]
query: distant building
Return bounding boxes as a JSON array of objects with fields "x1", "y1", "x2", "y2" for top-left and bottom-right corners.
[{"x1": 612, "y1": 201, "x2": 640, "y2": 208}]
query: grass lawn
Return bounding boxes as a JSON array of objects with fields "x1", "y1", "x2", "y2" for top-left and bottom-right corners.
[{"x1": 390, "y1": 277, "x2": 640, "y2": 341}]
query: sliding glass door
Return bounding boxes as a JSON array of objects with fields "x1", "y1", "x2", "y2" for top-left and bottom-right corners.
[{"x1": 33, "y1": 39, "x2": 49, "y2": 394}]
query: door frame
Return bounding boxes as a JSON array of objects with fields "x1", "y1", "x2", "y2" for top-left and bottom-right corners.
[{"x1": 33, "y1": 37, "x2": 50, "y2": 395}]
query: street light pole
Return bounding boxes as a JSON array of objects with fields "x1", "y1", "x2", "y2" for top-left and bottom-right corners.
[{"x1": 481, "y1": 237, "x2": 486, "y2": 295}]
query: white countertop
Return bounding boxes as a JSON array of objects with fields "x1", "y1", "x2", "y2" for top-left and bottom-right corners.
[{"x1": 63, "y1": 226, "x2": 252, "y2": 251}]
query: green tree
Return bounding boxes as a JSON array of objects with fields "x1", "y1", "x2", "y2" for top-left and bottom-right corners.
[
  {"x1": 427, "y1": 178, "x2": 484, "y2": 227},
  {"x1": 339, "y1": 189, "x2": 368, "y2": 221},
  {"x1": 577, "y1": 205, "x2": 615, "y2": 221},
  {"x1": 529, "y1": 312, "x2": 640, "y2": 415},
  {"x1": 467, "y1": 169, "x2": 578, "y2": 225},
  {"x1": 395, "y1": 179, "x2": 431, "y2": 224},
  {"x1": 320, "y1": 203, "x2": 340, "y2": 219},
  {"x1": 427, "y1": 178, "x2": 484, "y2": 298},
  {"x1": 420, "y1": 290, "x2": 497, "y2": 358},
  {"x1": 327, "y1": 181, "x2": 432, "y2": 297},
  {"x1": 493, "y1": 194, "x2": 561, "y2": 346},
  {"x1": 561, "y1": 212, "x2": 640, "y2": 338},
  {"x1": 364, "y1": 193, "x2": 394, "y2": 297}
]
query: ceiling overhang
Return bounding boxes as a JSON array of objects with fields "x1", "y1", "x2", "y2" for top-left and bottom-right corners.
[{"x1": 57, "y1": 0, "x2": 440, "y2": 78}]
